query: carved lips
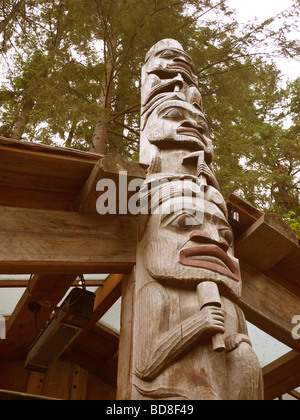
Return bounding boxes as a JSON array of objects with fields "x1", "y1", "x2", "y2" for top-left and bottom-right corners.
[
  {"x1": 167, "y1": 61, "x2": 197, "y2": 84},
  {"x1": 179, "y1": 245, "x2": 240, "y2": 281},
  {"x1": 176, "y1": 127, "x2": 208, "y2": 147}
]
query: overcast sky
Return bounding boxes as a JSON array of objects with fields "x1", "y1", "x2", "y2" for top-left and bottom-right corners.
[
  {"x1": 227, "y1": 0, "x2": 300, "y2": 80},
  {"x1": 228, "y1": 0, "x2": 294, "y2": 21}
]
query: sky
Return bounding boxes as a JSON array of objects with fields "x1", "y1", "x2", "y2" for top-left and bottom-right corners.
[
  {"x1": 227, "y1": 0, "x2": 300, "y2": 80},
  {"x1": 228, "y1": 0, "x2": 293, "y2": 22}
]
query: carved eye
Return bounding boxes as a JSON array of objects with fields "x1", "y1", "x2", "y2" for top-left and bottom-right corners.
[
  {"x1": 163, "y1": 109, "x2": 185, "y2": 119},
  {"x1": 169, "y1": 213, "x2": 201, "y2": 230},
  {"x1": 160, "y1": 49, "x2": 177, "y2": 59}
]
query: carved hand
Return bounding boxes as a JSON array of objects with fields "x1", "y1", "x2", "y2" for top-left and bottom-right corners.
[{"x1": 200, "y1": 305, "x2": 225, "y2": 338}]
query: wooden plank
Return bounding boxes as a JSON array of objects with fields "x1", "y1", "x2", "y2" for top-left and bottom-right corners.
[
  {"x1": 0, "y1": 136, "x2": 147, "y2": 172},
  {"x1": 228, "y1": 193, "x2": 263, "y2": 222},
  {"x1": 86, "y1": 375, "x2": 116, "y2": 400},
  {"x1": 0, "y1": 137, "x2": 147, "y2": 211},
  {"x1": 76, "y1": 154, "x2": 146, "y2": 213},
  {"x1": 0, "y1": 146, "x2": 94, "y2": 181},
  {"x1": 0, "y1": 279, "x2": 106, "y2": 288},
  {"x1": 0, "y1": 185, "x2": 77, "y2": 211},
  {"x1": 227, "y1": 193, "x2": 263, "y2": 237},
  {"x1": 263, "y1": 351, "x2": 300, "y2": 400},
  {"x1": 287, "y1": 390, "x2": 300, "y2": 400},
  {"x1": 265, "y1": 247, "x2": 300, "y2": 297},
  {"x1": 0, "y1": 358, "x2": 111, "y2": 400},
  {"x1": 63, "y1": 324, "x2": 119, "y2": 380},
  {"x1": 0, "y1": 389, "x2": 59, "y2": 400},
  {"x1": 91, "y1": 274, "x2": 123, "y2": 323},
  {"x1": 237, "y1": 263, "x2": 300, "y2": 351},
  {"x1": 0, "y1": 206, "x2": 137, "y2": 274},
  {"x1": 235, "y1": 214, "x2": 298, "y2": 272}
]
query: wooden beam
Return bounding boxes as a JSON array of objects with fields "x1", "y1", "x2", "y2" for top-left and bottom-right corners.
[
  {"x1": 235, "y1": 214, "x2": 298, "y2": 272},
  {"x1": 237, "y1": 263, "x2": 300, "y2": 351},
  {"x1": 62, "y1": 323, "x2": 119, "y2": 382},
  {"x1": 287, "y1": 390, "x2": 300, "y2": 400},
  {"x1": 0, "y1": 389, "x2": 59, "y2": 400},
  {"x1": 117, "y1": 269, "x2": 135, "y2": 399},
  {"x1": 0, "y1": 279, "x2": 106, "y2": 288},
  {"x1": 0, "y1": 137, "x2": 147, "y2": 211},
  {"x1": 263, "y1": 351, "x2": 300, "y2": 400},
  {"x1": 264, "y1": 246, "x2": 300, "y2": 297},
  {"x1": 0, "y1": 135, "x2": 102, "y2": 163},
  {"x1": 76, "y1": 154, "x2": 146, "y2": 213},
  {"x1": 0, "y1": 206, "x2": 137, "y2": 274}
]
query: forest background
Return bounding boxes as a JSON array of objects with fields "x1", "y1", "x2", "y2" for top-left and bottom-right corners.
[{"x1": 0, "y1": 0, "x2": 299, "y2": 231}]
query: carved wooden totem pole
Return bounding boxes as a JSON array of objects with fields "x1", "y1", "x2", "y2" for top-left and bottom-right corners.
[{"x1": 117, "y1": 39, "x2": 263, "y2": 400}]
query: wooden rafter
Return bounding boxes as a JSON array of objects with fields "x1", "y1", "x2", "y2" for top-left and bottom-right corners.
[
  {"x1": 263, "y1": 350, "x2": 300, "y2": 400},
  {"x1": 0, "y1": 279, "x2": 106, "y2": 288},
  {"x1": 0, "y1": 274, "x2": 77, "y2": 359},
  {"x1": 238, "y1": 263, "x2": 300, "y2": 351},
  {"x1": 0, "y1": 138, "x2": 299, "y2": 399}
]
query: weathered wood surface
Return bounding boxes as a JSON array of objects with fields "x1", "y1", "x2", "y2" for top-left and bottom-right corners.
[
  {"x1": 0, "y1": 206, "x2": 137, "y2": 274},
  {"x1": 263, "y1": 351, "x2": 300, "y2": 400},
  {"x1": 0, "y1": 137, "x2": 147, "y2": 211},
  {"x1": 117, "y1": 270, "x2": 135, "y2": 400},
  {"x1": 0, "y1": 357, "x2": 115, "y2": 400},
  {"x1": 76, "y1": 153, "x2": 146, "y2": 213},
  {"x1": 130, "y1": 37, "x2": 264, "y2": 398},
  {"x1": 228, "y1": 193, "x2": 300, "y2": 297},
  {"x1": 235, "y1": 214, "x2": 298, "y2": 272},
  {"x1": 237, "y1": 263, "x2": 300, "y2": 351}
]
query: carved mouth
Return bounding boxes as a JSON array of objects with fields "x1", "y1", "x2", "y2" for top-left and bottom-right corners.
[
  {"x1": 144, "y1": 79, "x2": 184, "y2": 106},
  {"x1": 176, "y1": 127, "x2": 208, "y2": 147},
  {"x1": 148, "y1": 65, "x2": 197, "y2": 86},
  {"x1": 167, "y1": 62, "x2": 196, "y2": 79},
  {"x1": 179, "y1": 245, "x2": 240, "y2": 281}
]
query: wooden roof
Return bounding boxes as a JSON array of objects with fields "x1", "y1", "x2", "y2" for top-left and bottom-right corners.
[{"x1": 0, "y1": 136, "x2": 299, "y2": 400}]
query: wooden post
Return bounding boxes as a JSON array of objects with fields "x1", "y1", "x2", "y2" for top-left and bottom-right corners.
[{"x1": 117, "y1": 39, "x2": 263, "y2": 400}]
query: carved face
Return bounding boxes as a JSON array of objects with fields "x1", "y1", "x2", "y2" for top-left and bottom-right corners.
[
  {"x1": 144, "y1": 99, "x2": 214, "y2": 163},
  {"x1": 141, "y1": 39, "x2": 201, "y2": 110},
  {"x1": 140, "y1": 183, "x2": 241, "y2": 296}
]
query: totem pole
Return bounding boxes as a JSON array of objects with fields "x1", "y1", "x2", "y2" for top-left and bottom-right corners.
[{"x1": 118, "y1": 39, "x2": 263, "y2": 400}]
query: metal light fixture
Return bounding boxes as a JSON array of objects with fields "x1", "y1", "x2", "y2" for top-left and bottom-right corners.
[{"x1": 25, "y1": 288, "x2": 95, "y2": 373}]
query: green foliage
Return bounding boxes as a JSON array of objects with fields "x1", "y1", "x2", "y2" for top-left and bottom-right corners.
[
  {"x1": 285, "y1": 211, "x2": 300, "y2": 235},
  {"x1": 0, "y1": 0, "x2": 299, "y2": 217}
]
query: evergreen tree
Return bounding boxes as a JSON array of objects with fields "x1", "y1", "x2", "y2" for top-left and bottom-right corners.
[{"x1": 0, "y1": 0, "x2": 299, "y2": 216}]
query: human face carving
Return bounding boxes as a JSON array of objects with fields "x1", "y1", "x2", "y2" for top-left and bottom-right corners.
[
  {"x1": 145, "y1": 100, "x2": 214, "y2": 163},
  {"x1": 140, "y1": 183, "x2": 241, "y2": 295},
  {"x1": 141, "y1": 39, "x2": 201, "y2": 110}
]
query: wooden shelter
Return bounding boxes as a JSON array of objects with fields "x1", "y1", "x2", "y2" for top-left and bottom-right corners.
[{"x1": 0, "y1": 136, "x2": 299, "y2": 400}]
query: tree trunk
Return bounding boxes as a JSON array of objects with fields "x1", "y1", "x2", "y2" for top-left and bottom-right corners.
[
  {"x1": 10, "y1": 98, "x2": 35, "y2": 140},
  {"x1": 90, "y1": 87, "x2": 111, "y2": 154},
  {"x1": 276, "y1": 181, "x2": 292, "y2": 210},
  {"x1": 0, "y1": 0, "x2": 25, "y2": 34},
  {"x1": 65, "y1": 121, "x2": 77, "y2": 148},
  {"x1": 89, "y1": 0, "x2": 126, "y2": 154}
]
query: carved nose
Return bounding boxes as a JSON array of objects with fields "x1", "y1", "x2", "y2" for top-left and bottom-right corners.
[
  {"x1": 189, "y1": 230, "x2": 229, "y2": 252},
  {"x1": 173, "y1": 57, "x2": 196, "y2": 74},
  {"x1": 180, "y1": 120, "x2": 205, "y2": 135}
]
